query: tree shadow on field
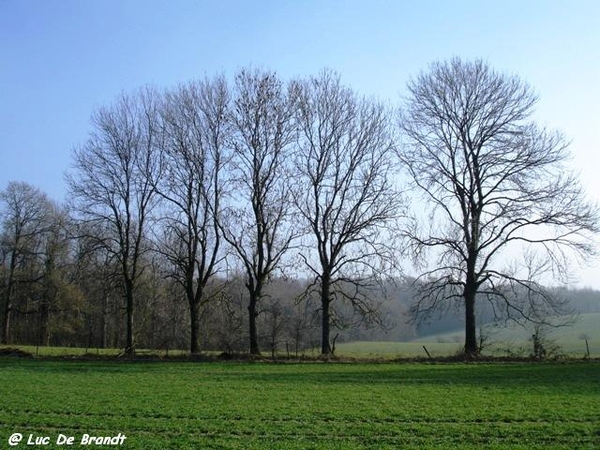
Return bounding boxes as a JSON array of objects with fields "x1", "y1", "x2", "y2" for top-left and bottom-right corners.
[
  {"x1": 0, "y1": 357, "x2": 167, "y2": 374},
  {"x1": 1, "y1": 357, "x2": 597, "y2": 392},
  {"x1": 203, "y1": 361, "x2": 599, "y2": 391}
]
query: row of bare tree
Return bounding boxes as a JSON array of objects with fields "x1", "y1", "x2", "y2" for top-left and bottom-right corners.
[
  {"x1": 2, "y1": 59, "x2": 597, "y2": 357},
  {"x1": 0, "y1": 177, "x2": 412, "y2": 355}
]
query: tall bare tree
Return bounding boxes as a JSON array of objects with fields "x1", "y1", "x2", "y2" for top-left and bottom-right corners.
[
  {"x1": 156, "y1": 76, "x2": 229, "y2": 354},
  {"x1": 67, "y1": 89, "x2": 160, "y2": 355},
  {"x1": 292, "y1": 71, "x2": 403, "y2": 355},
  {"x1": 0, "y1": 181, "x2": 54, "y2": 344},
  {"x1": 399, "y1": 58, "x2": 598, "y2": 356},
  {"x1": 222, "y1": 69, "x2": 297, "y2": 355}
]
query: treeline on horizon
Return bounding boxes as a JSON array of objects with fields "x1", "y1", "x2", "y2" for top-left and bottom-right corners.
[
  {"x1": 1, "y1": 59, "x2": 598, "y2": 356},
  {"x1": 0, "y1": 223, "x2": 599, "y2": 354}
]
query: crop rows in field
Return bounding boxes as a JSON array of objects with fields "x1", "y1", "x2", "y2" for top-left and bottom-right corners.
[
  {"x1": 2, "y1": 412, "x2": 597, "y2": 449},
  {"x1": 0, "y1": 360, "x2": 598, "y2": 449}
]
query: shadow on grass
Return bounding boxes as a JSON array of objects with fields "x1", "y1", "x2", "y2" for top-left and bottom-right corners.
[{"x1": 1, "y1": 352, "x2": 597, "y2": 392}]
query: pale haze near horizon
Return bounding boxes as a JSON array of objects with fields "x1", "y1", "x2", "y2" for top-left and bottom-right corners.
[{"x1": 1, "y1": 0, "x2": 599, "y2": 287}]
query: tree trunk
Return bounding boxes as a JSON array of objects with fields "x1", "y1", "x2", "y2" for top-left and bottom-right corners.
[
  {"x1": 248, "y1": 293, "x2": 260, "y2": 355},
  {"x1": 463, "y1": 282, "x2": 478, "y2": 357},
  {"x1": 39, "y1": 301, "x2": 50, "y2": 347},
  {"x1": 124, "y1": 279, "x2": 134, "y2": 356},
  {"x1": 2, "y1": 275, "x2": 13, "y2": 344},
  {"x1": 2, "y1": 301, "x2": 11, "y2": 345},
  {"x1": 2, "y1": 254, "x2": 17, "y2": 345},
  {"x1": 190, "y1": 298, "x2": 200, "y2": 354},
  {"x1": 100, "y1": 293, "x2": 108, "y2": 349},
  {"x1": 321, "y1": 274, "x2": 332, "y2": 355}
]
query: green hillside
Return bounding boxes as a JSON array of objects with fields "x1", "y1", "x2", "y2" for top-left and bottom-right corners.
[
  {"x1": 416, "y1": 313, "x2": 600, "y2": 356},
  {"x1": 335, "y1": 313, "x2": 600, "y2": 358}
]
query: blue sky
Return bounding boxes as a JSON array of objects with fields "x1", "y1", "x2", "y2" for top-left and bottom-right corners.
[{"x1": 1, "y1": 0, "x2": 599, "y2": 284}]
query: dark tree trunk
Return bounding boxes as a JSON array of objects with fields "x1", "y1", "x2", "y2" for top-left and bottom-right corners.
[
  {"x1": 463, "y1": 246, "x2": 480, "y2": 357},
  {"x1": 190, "y1": 297, "x2": 201, "y2": 354},
  {"x1": 463, "y1": 282, "x2": 478, "y2": 357},
  {"x1": 124, "y1": 279, "x2": 134, "y2": 356},
  {"x1": 321, "y1": 274, "x2": 332, "y2": 355},
  {"x1": 2, "y1": 253, "x2": 17, "y2": 345},
  {"x1": 248, "y1": 293, "x2": 260, "y2": 355},
  {"x1": 2, "y1": 302, "x2": 11, "y2": 345},
  {"x1": 100, "y1": 294, "x2": 108, "y2": 349},
  {"x1": 2, "y1": 278, "x2": 12, "y2": 345},
  {"x1": 39, "y1": 301, "x2": 50, "y2": 347}
]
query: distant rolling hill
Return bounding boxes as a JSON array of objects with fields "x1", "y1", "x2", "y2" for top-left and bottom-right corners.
[{"x1": 334, "y1": 313, "x2": 600, "y2": 358}]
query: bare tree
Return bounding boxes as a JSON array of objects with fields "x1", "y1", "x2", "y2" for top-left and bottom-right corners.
[
  {"x1": 0, "y1": 181, "x2": 54, "y2": 344},
  {"x1": 399, "y1": 58, "x2": 599, "y2": 357},
  {"x1": 155, "y1": 76, "x2": 229, "y2": 354},
  {"x1": 70, "y1": 224, "x2": 120, "y2": 349},
  {"x1": 67, "y1": 89, "x2": 160, "y2": 355},
  {"x1": 292, "y1": 70, "x2": 403, "y2": 355},
  {"x1": 36, "y1": 202, "x2": 81, "y2": 347},
  {"x1": 222, "y1": 69, "x2": 297, "y2": 355}
]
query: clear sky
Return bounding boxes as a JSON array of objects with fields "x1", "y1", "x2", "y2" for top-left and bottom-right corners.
[{"x1": 1, "y1": 0, "x2": 599, "y2": 285}]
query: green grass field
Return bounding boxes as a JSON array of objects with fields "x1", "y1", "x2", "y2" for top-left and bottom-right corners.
[{"x1": 0, "y1": 358, "x2": 598, "y2": 449}]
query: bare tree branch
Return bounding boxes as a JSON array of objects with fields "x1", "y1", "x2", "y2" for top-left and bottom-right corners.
[
  {"x1": 152, "y1": 76, "x2": 230, "y2": 354},
  {"x1": 292, "y1": 69, "x2": 404, "y2": 355},
  {"x1": 220, "y1": 68, "x2": 298, "y2": 355},
  {"x1": 399, "y1": 58, "x2": 599, "y2": 356},
  {"x1": 66, "y1": 88, "x2": 161, "y2": 355}
]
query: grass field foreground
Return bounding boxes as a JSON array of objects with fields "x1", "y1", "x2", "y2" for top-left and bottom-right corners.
[{"x1": 0, "y1": 359, "x2": 598, "y2": 449}]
